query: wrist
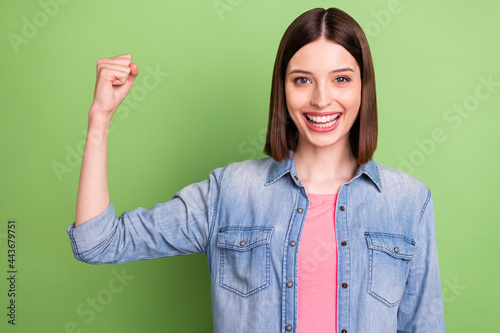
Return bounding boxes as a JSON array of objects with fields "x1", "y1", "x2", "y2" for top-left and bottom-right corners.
[{"x1": 88, "y1": 106, "x2": 113, "y2": 127}]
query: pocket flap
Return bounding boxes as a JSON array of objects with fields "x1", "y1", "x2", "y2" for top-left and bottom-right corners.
[
  {"x1": 364, "y1": 232, "x2": 415, "y2": 260},
  {"x1": 217, "y1": 227, "x2": 274, "y2": 251}
]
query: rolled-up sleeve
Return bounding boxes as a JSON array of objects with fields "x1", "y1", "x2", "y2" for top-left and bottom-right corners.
[
  {"x1": 67, "y1": 167, "x2": 224, "y2": 264},
  {"x1": 397, "y1": 189, "x2": 446, "y2": 332}
]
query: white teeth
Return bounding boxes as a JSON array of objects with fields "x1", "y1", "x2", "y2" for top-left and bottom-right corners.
[
  {"x1": 306, "y1": 113, "x2": 341, "y2": 127},
  {"x1": 306, "y1": 114, "x2": 340, "y2": 123}
]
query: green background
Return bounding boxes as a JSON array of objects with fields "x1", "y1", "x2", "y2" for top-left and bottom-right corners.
[{"x1": 1, "y1": 0, "x2": 499, "y2": 332}]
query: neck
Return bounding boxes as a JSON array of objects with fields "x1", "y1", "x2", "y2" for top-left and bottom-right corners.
[{"x1": 294, "y1": 137, "x2": 359, "y2": 184}]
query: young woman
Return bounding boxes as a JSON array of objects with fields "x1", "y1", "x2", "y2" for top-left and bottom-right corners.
[{"x1": 67, "y1": 7, "x2": 445, "y2": 332}]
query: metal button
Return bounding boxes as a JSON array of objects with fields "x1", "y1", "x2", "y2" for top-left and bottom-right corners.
[
  {"x1": 339, "y1": 206, "x2": 345, "y2": 211},
  {"x1": 394, "y1": 247, "x2": 399, "y2": 253},
  {"x1": 286, "y1": 325, "x2": 293, "y2": 331},
  {"x1": 239, "y1": 241, "x2": 246, "y2": 246},
  {"x1": 341, "y1": 330, "x2": 347, "y2": 333},
  {"x1": 342, "y1": 283, "x2": 348, "y2": 289},
  {"x1": 297, "y1": 208, "x2": 303, "y2": 213},
  {"x1": 341, "y1": 241, "x2": 347, "y2": 246},
  {"x1": 289, "y1": 240, "x2": 296, "y2": 247},
  {"x1": 286, "y1": 282, "x2": 293, "y2": 288},
  {"x1": 294, "y1": 175, "x2": 298, "y2": 180}
]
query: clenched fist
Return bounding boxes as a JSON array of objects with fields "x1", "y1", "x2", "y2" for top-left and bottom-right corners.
[{"x1": 90, "y1": 54, "x2": 139, "y2": 120}]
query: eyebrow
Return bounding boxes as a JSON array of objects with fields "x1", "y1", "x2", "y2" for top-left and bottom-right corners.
[{"x1": 288, "y1": 67, "x2": 355, "y2": 76}]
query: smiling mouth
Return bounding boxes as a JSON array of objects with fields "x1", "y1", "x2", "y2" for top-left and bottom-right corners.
[{"x1": 305, "y1": 113, "x2": 341, "y2": 128}]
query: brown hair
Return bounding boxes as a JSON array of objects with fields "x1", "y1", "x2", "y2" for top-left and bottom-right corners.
[{"x1": 263, "y1": 7, "x2": 378, "y2": 164}]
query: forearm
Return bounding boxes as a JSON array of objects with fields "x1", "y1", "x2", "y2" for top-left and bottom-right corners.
[{"x1": 74, "y1": 108, "x2": 112, "y2": 227}]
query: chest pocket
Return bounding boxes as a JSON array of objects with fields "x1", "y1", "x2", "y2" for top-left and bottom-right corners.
[
  {"x1": 365, "y1": 232, "x2": 416, "y2": 306},
  {"x1": 217, "y1": 226, "x2": 274, "y2": 297}
]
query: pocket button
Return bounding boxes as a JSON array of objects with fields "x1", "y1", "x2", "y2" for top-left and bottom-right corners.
[
  {"x1": 239, "y1": 240, "x2": 246, "y2": 246},
  {"x1": 394, "y1": 247, "x2": 399, "y2": 253}
]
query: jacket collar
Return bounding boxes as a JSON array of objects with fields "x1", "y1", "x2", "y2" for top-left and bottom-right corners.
[{"x1": 265, "y1": 150, "x2": 382, "y2": 192}]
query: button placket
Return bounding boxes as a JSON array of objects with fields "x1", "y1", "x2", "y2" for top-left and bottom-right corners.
[
  {"x1": 336, "y1": 185, "x2": 350, "y2": 333},
  {"x1": 283, "y1": 189, "x2": 307, "y2": 333}
]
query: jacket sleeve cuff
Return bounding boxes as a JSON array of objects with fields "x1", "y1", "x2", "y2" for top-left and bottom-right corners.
[{"x1": 66, "y1": 203, "x2": 118, "y2": 262}]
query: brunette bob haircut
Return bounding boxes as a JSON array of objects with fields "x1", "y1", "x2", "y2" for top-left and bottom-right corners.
[{"x1": 264, "y1": 7, "x2": 378, "y2": 165}]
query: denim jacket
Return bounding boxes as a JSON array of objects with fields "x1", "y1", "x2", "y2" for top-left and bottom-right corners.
[{"x1": 67, "y1": 152, "x2": 445, "y2": 332}]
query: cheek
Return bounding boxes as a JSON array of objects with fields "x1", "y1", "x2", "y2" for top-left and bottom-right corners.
[
  {"x1": 285, "y1": 85, "x2": 298, "y2": 111},
  {"x1": 343, "y1": 87, "x2": 361, "y2": 104},
  {"x1": 339, "y1": 88, "x2": 361, "y2": 108},
  {"x1": 344, "y1": 91, "x2": 361, "y2": 125},
  {"x1": 285, "y1": 85, "x2": 308, "y2": 111}
]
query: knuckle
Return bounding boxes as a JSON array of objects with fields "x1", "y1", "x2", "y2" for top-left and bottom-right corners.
[{"x1": 99, "y1": 68, "x2": 111, "y2": 77}]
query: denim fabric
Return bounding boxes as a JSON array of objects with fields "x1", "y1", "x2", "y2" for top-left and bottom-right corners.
[{"x1": 67, "y1": 151, "x2": 445, "y2": 332}]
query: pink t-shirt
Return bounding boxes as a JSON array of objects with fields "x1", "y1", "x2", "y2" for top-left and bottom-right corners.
[{"x1": 297, "y1": 193, "x2": 338, "y2": 332}]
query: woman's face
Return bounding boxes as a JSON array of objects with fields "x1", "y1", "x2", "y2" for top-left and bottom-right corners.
[{"x1": 285, "y1": 38, "x2": 362, "y2": 151}]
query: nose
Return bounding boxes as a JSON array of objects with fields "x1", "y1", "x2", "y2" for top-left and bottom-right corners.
[{"x1": 310, "y1": 84, "x2": 333, "y2": 109}]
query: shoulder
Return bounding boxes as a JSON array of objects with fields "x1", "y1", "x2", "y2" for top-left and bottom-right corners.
[
  {"x1": 208, "y1": 157, "x2": 274, "y2": 185},
  {"x1": 373, "y1": 161, "x2": 431, "y2": 204},
  {"x1": 221, "y1": 157, "x2": 274, "y2": 182},
  {"x1": 225, "y1": 156, "x2": 274, "y2": 173}
]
